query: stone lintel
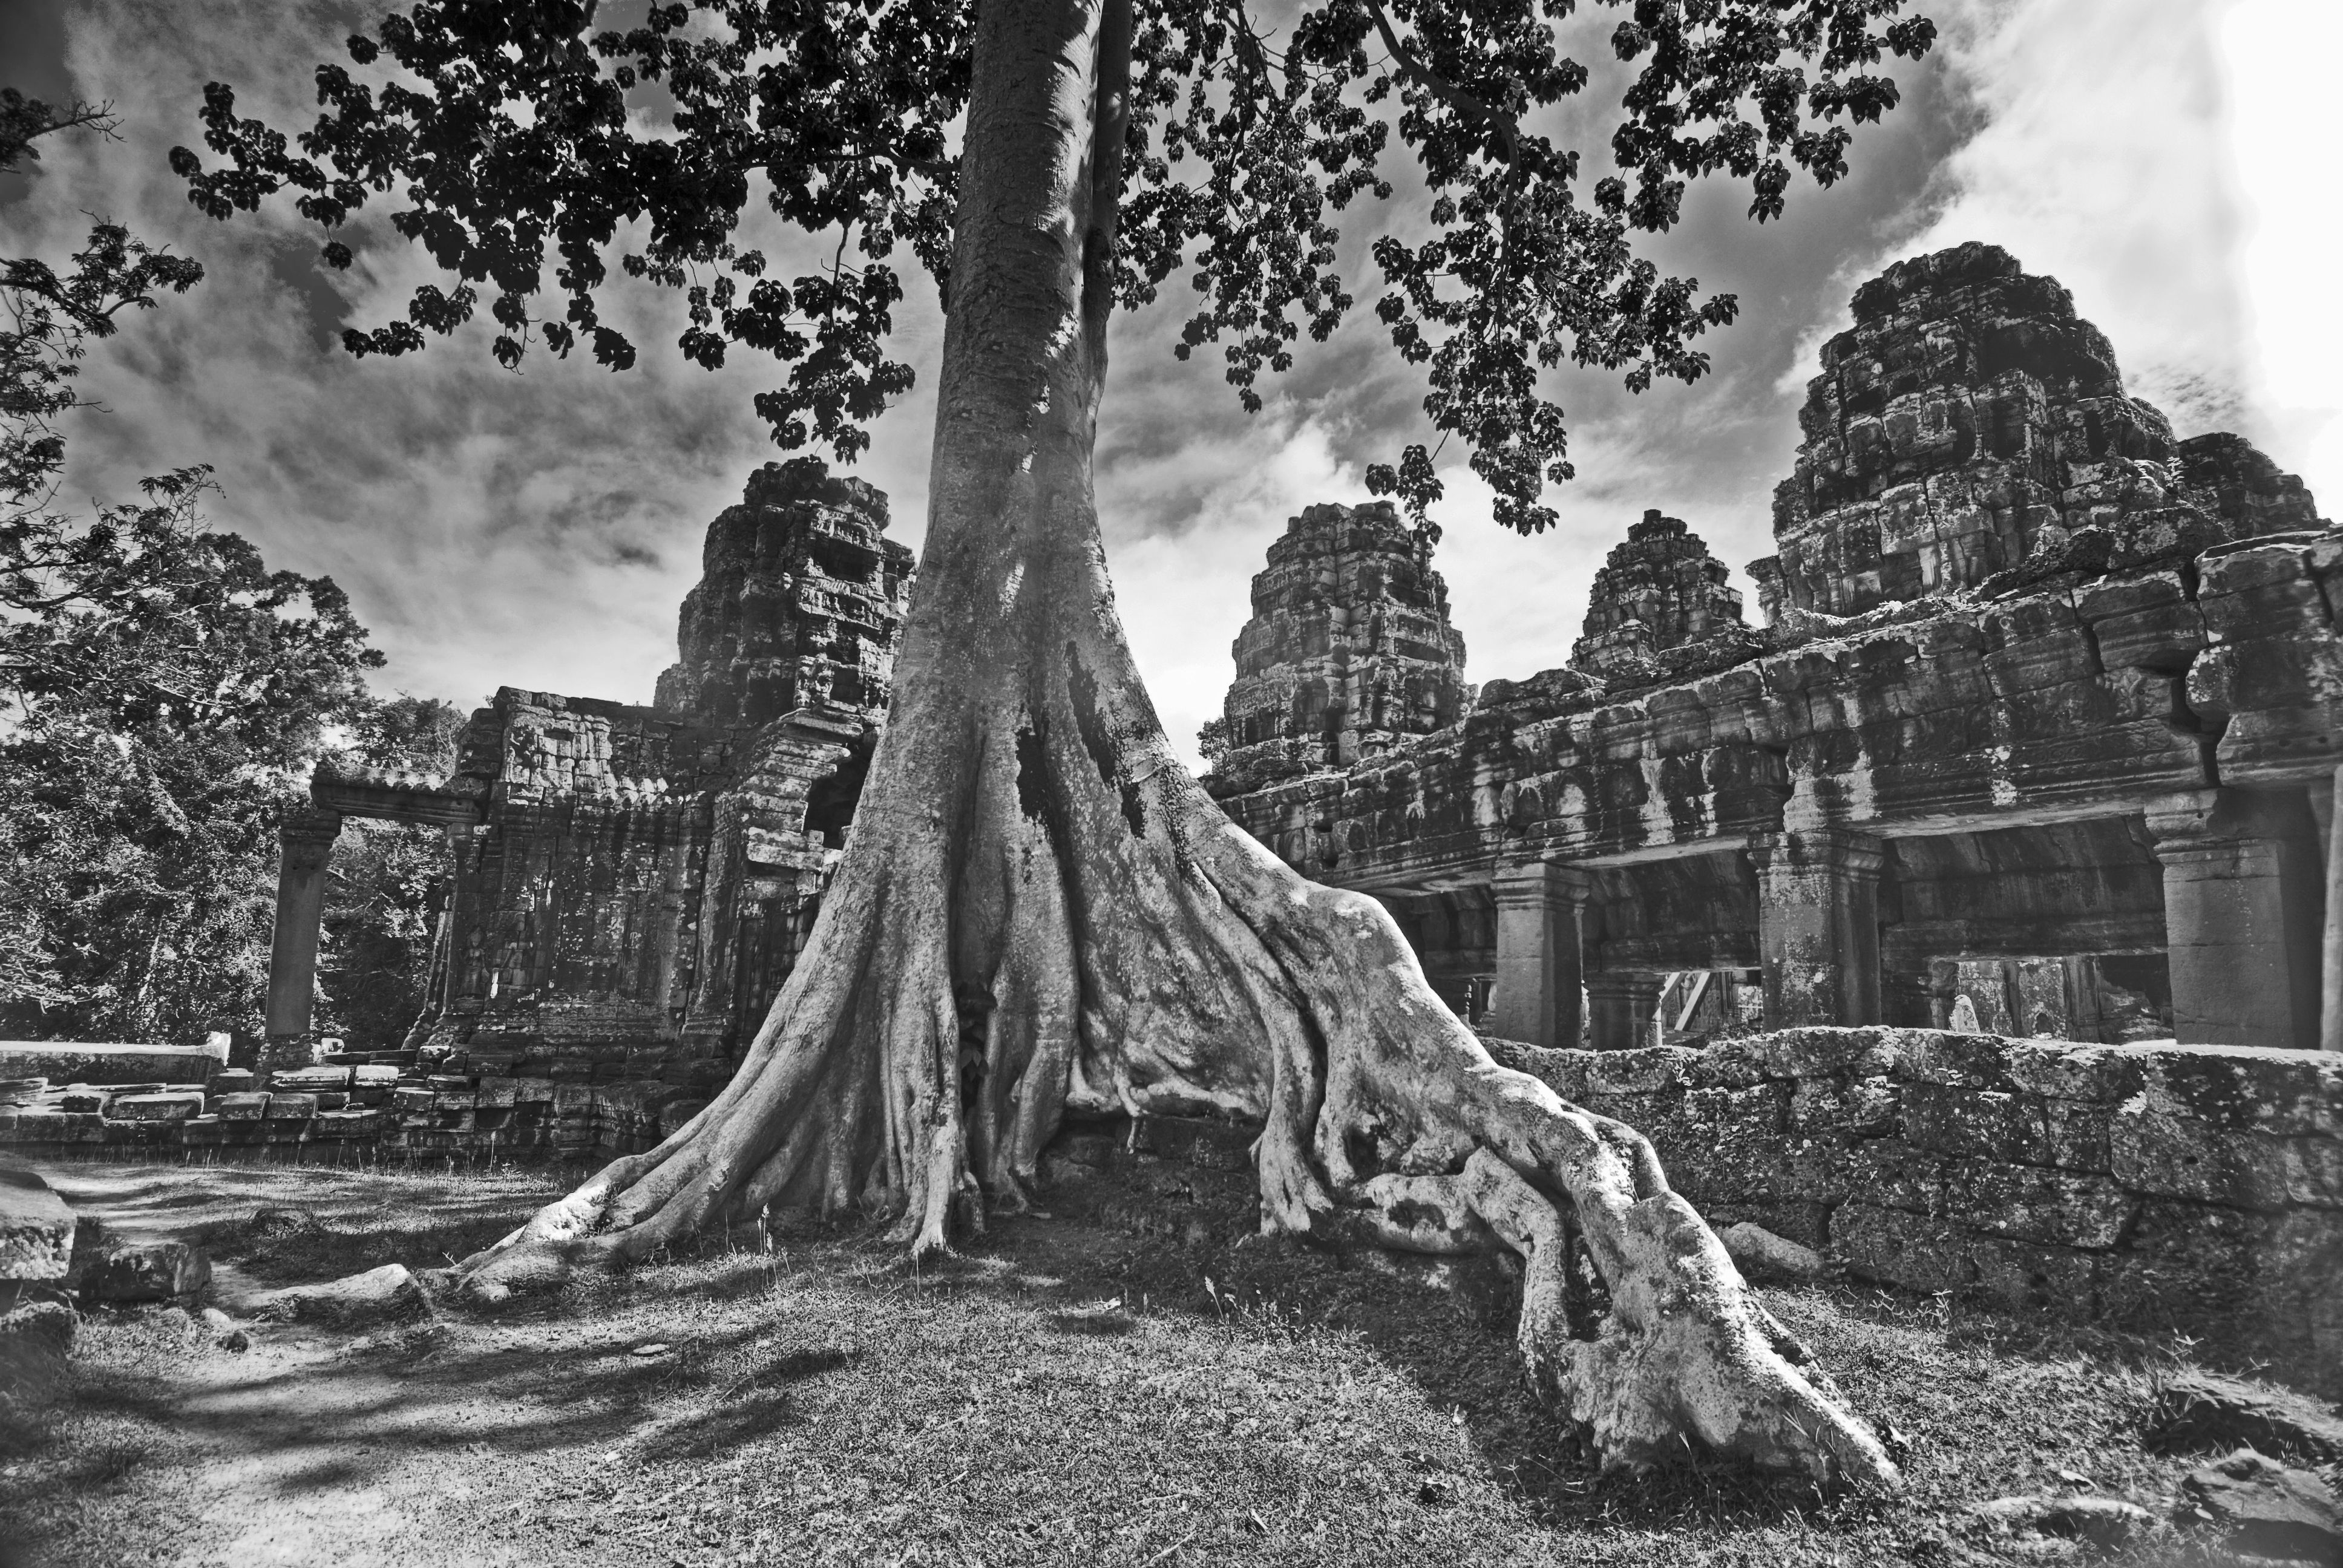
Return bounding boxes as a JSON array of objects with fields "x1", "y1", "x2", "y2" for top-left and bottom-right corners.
[{"x1": 312, "y1": 779, "x2": 485, "y2": 828}]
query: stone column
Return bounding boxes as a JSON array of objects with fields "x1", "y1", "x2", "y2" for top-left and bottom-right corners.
[
  {"x1": 1484, "y1": 863, "x2": 1590, "y2": 1049},
  {"x1": 2321, "y1": 769, "x2": 2342, "y2": 1053},
  {"x1": 2148, "y1": 788, "x2": 2324, "y2": 1051},
  {"x1": 1748, "y1": 828, "x2": 1887, "y2": 1027},
  {"x1": 262, "y1": 804, "x2": 342, "y2": 1074},
  {"x1": 1586, "y1": 973, "x2": 1663, "y2": 1052}
]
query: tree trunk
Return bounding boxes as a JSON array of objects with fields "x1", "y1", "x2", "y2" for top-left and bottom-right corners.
[{"x1": 455, "y1": 0, "x2": 1898, "y2": 1489}]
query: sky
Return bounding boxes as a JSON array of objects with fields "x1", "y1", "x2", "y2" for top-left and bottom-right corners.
[{"x1": 2, "y1": 0, "x2": 2336, "y2": 770}]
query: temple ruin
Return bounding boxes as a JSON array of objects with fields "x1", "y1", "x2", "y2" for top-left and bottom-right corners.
[
  {"x1": 1215, "y1": 242, "x2": 2341, "y2": 1061},
  {"x1": 264, "y1": 457, "x2": 914, "y2": 1086},
  {"x1": 11, "y1": 243, "x2": 2339, "y2": 1385}
]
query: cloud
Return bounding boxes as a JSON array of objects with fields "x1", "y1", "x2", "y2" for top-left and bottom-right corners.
[{"x1": 11, "y1": 0, "x2": 2296, "y2": 768}]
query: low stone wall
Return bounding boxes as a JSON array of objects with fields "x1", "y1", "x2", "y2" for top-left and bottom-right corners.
[
  {"x1": 0, "y1": 1055, "x2": 704, "y2": 1166},
  {"x1": 0, "y1": 1041, "x2": 225, "y2": 1086},
  {"x1": 1491, "y1": 1028, "x2": 2343, "y2": 1395}
]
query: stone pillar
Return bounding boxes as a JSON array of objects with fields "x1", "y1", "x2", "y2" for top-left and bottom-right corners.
[
  {"x1": 1586, "y1": 973, "x2": 1663, "y2": 1052},
  {"x1": 2148, "y1": 788, "x2": 2325, "y2": 1051},
  {"x1": 1484, "y1": 863, "x2": 1590, "y2": 1048},
  {"x1": 263, "y1": 805, "x2": 342, "y2": 1074},
  {"x1": 2322, "y1": 769, "x2": 2342, "y2": 1053},
  {"x1": 1748, "y1": 828, "x2": 1887, "y2": 1027}
]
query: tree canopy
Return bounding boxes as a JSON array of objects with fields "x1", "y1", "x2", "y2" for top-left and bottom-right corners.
[
  {"x1": 1, "y1": 94, "x2": 443, "y2": 1045},
  {"x1": 174, "y1": 0, "x2": 1933, "y2": 535}
]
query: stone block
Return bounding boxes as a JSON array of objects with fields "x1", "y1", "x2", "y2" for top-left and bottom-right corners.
[
  {"x1": 208, "y1": 1068, "x2": 257, "y2": 1095},
  {"x1": 1788, "y1": 1077, "x2": 1899, "y2": 1137},
  {"x1": 1897, "y1": 1030, "x2": 2018, "y2": 1089},
  {"x1": 2282, "y1": 1139, "x2": 2343, "y2": 1206},
  {"x1": 474, "y1": 1077, "x2": 518, "y2": 1108},
  {"x1": 1832, "y1": 1202, "x2": 1973, "y2": 1293},
  {"x1": 311, "y1": 1110, "x2": 386, "y2": 1138},
  {"x1": 2043, "y1": 1098, "x2": 2114, "y2": 1174},
  {"x1": 1948, "y1": 1163, "x2": 2135, "y2": 1249},
  {"x1": 511, "y1": 1076, "x2": 557, "y2": 1106},
  {"x1": 269, "y1": 1066, "x2": 352, "y2": 1094},
  {"x1": 0, "y1": 1078, "x2": 45, "y2": 1106},
  {"x1": 0, "y1": 1162, "x2": 75, "y2": 1281},
  {"x1": 2109, "y1": 1104, "x2": 2292, "y2": 1210},
  {"x1": 214, "y1": 1093, "x2": 269, "y2": 1121},
  {"x1": 2003, "y1": 1041, "x2": 2137, "y2": 1101},
  {"x1": 1902, "y1": 1083, "x2": 2048, "y2": 1164},
  {"x1": 1964, "y1": 1235, "x2": 2105, "y2": 1315},
  {"x1": 391, "y1": 1088, "x2": 434, "y2": 1113},
  {"x1": 86, "y1": 1239, "x2": 211, "y2": 1302},
  {"x1": 1743, "y1": 1027, "x2": 1904, "y2": 1080},
  {"x1": 1677, "y1": 1040, "x2": 1771, "y2": 1090},
  {"x1": 263, "y1": 1093, "x2": 319, "y2": 1120},
  {"x1": 350, "y1": 1065, "x2": 401, "y2": 1088},
  {"x1": 56, "y1": 1091, "x2": 106, "y2": 1114},
  {"x1": 0, "y1": 1041, "x2": 220, "y2": 1085},
  {"x1": 106, "y1": 1091, "x2": 205, "y2": 1123},
  {"x1": 253, "y1": 1263, "x2": 428, "y2": 1327},
  {"x1": 179, "y1": 1116, "x2": 228, "y2": 1146},
  {"x1": 1584, "y1": 1047, "x2": 1703, "y2": 1096},
  {"x1": 433, "y1": 1087, "x2": 477, "y2": 1112},
  {"x1": 2134, "y1": 1045, "x2": 2343, "y2": 1136}
]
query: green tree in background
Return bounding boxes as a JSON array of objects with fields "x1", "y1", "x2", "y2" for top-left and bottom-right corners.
[{"x1": 1, "y1": 91, "x2": 450, "y2": 1046}]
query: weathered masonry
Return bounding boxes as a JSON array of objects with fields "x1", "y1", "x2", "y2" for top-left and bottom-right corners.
[
  {"x1": 258, "y1": 459, "x2": 913, "y2": 1085},
  {"x1": 1210, "y1": 244, "x2": 2343, "y2": 1056}
]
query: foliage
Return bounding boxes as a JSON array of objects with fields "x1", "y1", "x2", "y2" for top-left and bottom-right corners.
[
  {"x1": 0, "y1": 473, "x2": 388, "y2": 1042},
  {"x1": 2, "y1": 90, "x2": 205, "y2": 511},
  {"x1": 316, "y1": 697, "x2": 469, "y2": 1050},
  {"x1": 171, "y1": 0, "x2": 1933, "y2": 536},
  {"x1": 1194, "y1": 713, "x2": 1231, "y2": 764},
  {"x1": 0, "y1": 94, "x2": 444, "y2": 1046}
]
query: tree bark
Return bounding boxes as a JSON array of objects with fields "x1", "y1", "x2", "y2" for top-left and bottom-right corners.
[{"x1": 455, "y1": 0, "x2": 1898, "y2": 1489}]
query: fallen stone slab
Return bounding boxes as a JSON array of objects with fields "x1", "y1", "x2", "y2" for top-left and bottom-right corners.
[
  {"x1": 55, "y1": 1089, "x2": 107, "y2": 1113},
  {"x1": 206, "y1": 1068, "x2": 256, "y2": 1095},
  {"x1": 85, "y1": 1239, "x2": 212, "y2": 1303},
  {"x1": 0, "y1": 1077, "x2": 45, "y2": 1106},
  {"x1": 2181, "y1": 1447, "x2": 2343, "y2": 1564},
  {"x1": 1971, "y1": 1494, "x2": 2157, "y2": 1550},
  {"x1": 105, "y1": 1091, "x2": 206, "y2": 1122},
  {"x1": 253, "y1": 1264, "x2": 430, "y2": 1328},
  {"x1": 2149, "y1": 1370, "x2": 2343, "y2": 1463},
  {"x1": 0, "y1": 1296, "x2": 77, "y2": 1403},
  {"x1": 0, "y1": 1160, "x2": 75, "y2": 1281},
  {"x1": 1719, "y1": 1221, "x2": 1828, "y2": 1281},
  {"x1": 262, "y1": 1093, "x2": 318, "y2": 1120},
  {"x1": 0, "y1": 1040, "x2": 223, "y2": 1086},
  {"x1": 213, "y1": 1093, "x2": 270, "y2": 1121}
]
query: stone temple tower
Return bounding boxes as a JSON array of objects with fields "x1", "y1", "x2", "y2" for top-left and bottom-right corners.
[
  {"x1": 1213, "y1": 500, "x2": 1472, "y2": 790},
  {"x1": 654, "y1": 457, "x2": 915, "y2": 726},
  {"x1": 1751, "y1": 242, "x2": 2320, "y2": 621},
  {"x1": 1569, "y1": 509, "x2": 1746, "y2": 679}
]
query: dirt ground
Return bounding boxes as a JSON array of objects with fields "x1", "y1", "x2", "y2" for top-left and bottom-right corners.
[{"x1": 0, "y1": 1157, "x2": 2312, "y2": 1567}]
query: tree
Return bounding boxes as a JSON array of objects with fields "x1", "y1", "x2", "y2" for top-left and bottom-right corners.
[
  {"x1": 0, "y1": 96, "x2": 390, "y2": 1045},
  {"x1": 177, "y1": 0, "x2": 1935, "y2": 1484},
  {"x1": 0, "y1": 472, "x2": 385, "y2": 1043}
]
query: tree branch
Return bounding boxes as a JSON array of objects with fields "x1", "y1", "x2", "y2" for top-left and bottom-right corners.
[{"x1": 1363, "y1": 0, "x2": 1520, "y2": 164}]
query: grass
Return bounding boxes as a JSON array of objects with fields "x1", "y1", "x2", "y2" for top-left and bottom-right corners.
[{"x1": 0, "y1": 1157, "x2": 2325, "y2": 1566}]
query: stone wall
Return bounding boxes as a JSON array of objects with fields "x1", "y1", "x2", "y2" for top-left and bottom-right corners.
[{"x1": 1490, "y1": 1028, "x2": 2343, "y2": 1394}]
